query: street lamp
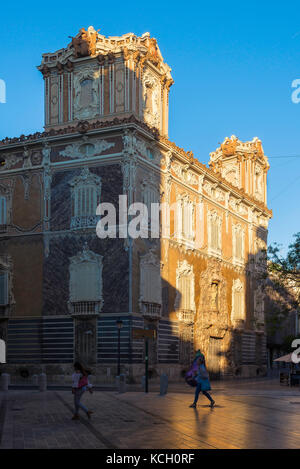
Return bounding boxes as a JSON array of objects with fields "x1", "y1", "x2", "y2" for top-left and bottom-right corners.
[{"x1": 116, "y1": 319, "x2": 123, "y2": 376}]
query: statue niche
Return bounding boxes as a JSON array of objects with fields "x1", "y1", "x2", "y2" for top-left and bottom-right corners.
[
  {"x1": 73, "y1": 70, "x2": 99, "y2": 120},
  {"x1": 142, "y1": 72, "x2": 160, "y2": 128}
]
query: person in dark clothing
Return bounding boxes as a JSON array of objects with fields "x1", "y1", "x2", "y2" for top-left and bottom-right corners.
[{"x1": 189, "y1": 355, "x2": 215, "y2": 408}]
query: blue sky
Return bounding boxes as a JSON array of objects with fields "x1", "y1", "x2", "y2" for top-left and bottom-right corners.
[{"x1": 0, "y1": 0, "x2": 299, "y2": 251}]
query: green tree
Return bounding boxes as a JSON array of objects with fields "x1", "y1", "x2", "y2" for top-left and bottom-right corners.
[{"x1": 266, "y1": 232, "x2": 300, "y2": 337}]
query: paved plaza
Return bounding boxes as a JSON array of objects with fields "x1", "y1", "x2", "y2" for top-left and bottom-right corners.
[{"x1": 1, "y1": 379, "x2": 300, "y2": 449}]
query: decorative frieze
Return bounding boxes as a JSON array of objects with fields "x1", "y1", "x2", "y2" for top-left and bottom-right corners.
[{"x1": 60, "y1": 138, "x2": 115, "y2": 159}]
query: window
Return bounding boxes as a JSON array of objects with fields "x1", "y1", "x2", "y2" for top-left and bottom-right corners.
[
  {"x1": 176, "y1": 194, "x2": 194, "y2": 245},
  {"x1": 231, "y1": 279, "x2": 245, "y2": 325},
  {"x1": 142, "y1": 178, "x2": 160, "y2": 234},
  {"x1": 139, "y1": 250, "x2": 162, "y2": 318},
  {"x1": 175, "y1": 260, "x2": 195, "y2": 322},
  {"x1": 69, "y1": 244, "x2": 103, "y2": 315},
  {"x1": 0, "y1": 196, "x2": 7, "y2": 226},
  {"x1": 70, "y1": 168, "x2": 101, "y2": 229},
  {"x1": 233, "y1": 223, "x2": 245, "y2": 265},
  {"x1": 146, "y1": 148, "x2": 154, "y2": 160},
  {"x1": 0, "y1": 271, "x2": 8, "y2": 306},
  {"x1": 208, "y1": 210, "x2": 222, "y2": 256}
]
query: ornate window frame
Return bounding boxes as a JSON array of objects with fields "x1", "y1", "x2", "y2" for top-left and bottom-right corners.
[
  {"x1": 231, "y1": 278, "x2": 245, "y2": 327},
  {"x1": 69, "y1": 244, "x2": 103, "y2": 316},
  {"x1": 232, "y1": 223, "x2": 245, "y2": 266},
  {"x1": 141, "y1": 174, "x2": 160, "y2": 232},
  {"x1": 207, "y1": 209, "x2": 222, "y2": 257},
  {"x1": 175, "y1": 260, "x2": 196, "y2": 323},
  {"x1": 175, "y1": 192, "x2": 195, "y2": 249},
  {"x1": 139, "y1": 249, "x2": 162, "y2": 319},
  {"x1": 69, "y1": 167, "x2": 101, "y2": 229}
]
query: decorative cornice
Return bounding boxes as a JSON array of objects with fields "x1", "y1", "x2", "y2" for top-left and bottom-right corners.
[{"x1": 0, "y1": 115, "x2": 272, "y2": 217}]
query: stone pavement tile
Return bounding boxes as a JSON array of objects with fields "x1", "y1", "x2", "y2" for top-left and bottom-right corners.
[{"x1": 1, "y1": 385, "x2": 300, "y2": 449}]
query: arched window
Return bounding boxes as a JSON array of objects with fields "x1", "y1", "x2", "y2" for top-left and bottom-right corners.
[
  {"x1": 69, "y1": 244, "x2": 103, "y2": 315},
  {"x1": 70, "y1": 168, "x2": 101, "y2": 229}
]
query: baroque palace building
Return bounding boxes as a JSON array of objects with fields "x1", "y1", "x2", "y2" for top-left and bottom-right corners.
[{"x1": 0, "y1": 26, "x2": 272, "y2": 380}]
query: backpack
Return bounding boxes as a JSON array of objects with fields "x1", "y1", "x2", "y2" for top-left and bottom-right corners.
[{"x1": 184, "y1": 360, "x2": 198, "y2": 387}]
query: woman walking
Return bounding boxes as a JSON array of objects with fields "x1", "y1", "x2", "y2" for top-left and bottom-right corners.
[
  {"x1": 189, "y1": 355, "x2": 215, "y2": 408},
  {"x1": 72, "y1": 361, "x2": 93, "y2": 420}
]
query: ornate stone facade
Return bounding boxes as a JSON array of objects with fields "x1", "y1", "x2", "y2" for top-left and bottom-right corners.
[{"x1": 0, "y1": 27, "x2": 271, "y2": 381}]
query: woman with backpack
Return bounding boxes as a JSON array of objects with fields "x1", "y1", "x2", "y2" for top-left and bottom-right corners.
[
  {"x1": 189, "y1": 355, "x2": 215, "y2": 408},
  {"x1": 71, "y1": 361, "x2": 93, "y2": 420}
]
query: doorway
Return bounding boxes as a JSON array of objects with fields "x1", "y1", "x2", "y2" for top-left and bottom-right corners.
[{"x1": 207, "y1": 337, "x2": 222, "y2": 380}]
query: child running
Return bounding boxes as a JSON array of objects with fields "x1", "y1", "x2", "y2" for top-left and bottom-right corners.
[{"x1": 71, "y1": 361, "x2": 93, "y2": 420}]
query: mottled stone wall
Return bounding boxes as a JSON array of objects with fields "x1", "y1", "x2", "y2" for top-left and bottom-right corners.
[
  {"x1": 43, "y1": 234, "x2": 129, "y2": 314},
  {"x1": 43, "y1": 163, "x2": 129, "y2": 315},
  {"x1": 50, "y1": 164, "x2": 122, "y2": 231}
]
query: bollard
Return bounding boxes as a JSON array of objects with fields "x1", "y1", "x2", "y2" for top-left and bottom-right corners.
[
  {"x1": 141, "y1": 375, "x2": 146, "y2": 391},
  {"x1": 32, "y1": 374, "x2": 38, "y2": 386},
  {"x1": 160, "y1": 373, "x2": 168, "y2": 396},
  {"x1": 38, "y1": 373, "x2": 47, "y2": 392},
  {"x1": 0, "y1": 373, "x2": 9, "y2": 391},
  {"x1": 119, "y1": 374, "x2": 126, "y2": 393}
]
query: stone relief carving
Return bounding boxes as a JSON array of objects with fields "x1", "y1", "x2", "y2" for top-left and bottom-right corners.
[
  {"x1": 254, "y1": 163, "x2": 264, "y2": 201},
  {"x1": 197, "y1": 260, "x2": 228, "y2": 338},
  {"x1": 222, "y1": 164, "x2": 239, "y2": 187},
  {"x1": 60, "y1": 139, "x2": 115, "y2": 159},
  {"x1": 231, "y1": 278, "x2": 245, "y2": 326},
  {"x1": 172, "y1": 162, "x2": 198, "y2": 186},
  {"x1": 21, "y1": 173, "x2": 31, "y2": 200},
  {"x1": 73, "y1": 67, "x2": 100, "y2": 119},
  {"x1": 70, "y1": 26, "x2": 99, "y2": 58},
  {"x1": 0, "y1": 154, "x2": 19, "y2": 171},
  {"x1": 142, "y1": 71, "x2": 160, "y2": 128}
]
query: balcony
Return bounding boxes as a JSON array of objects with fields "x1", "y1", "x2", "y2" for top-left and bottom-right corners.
[
  {"x1": 141, "y1": 302, "x2": 162, "y2": 319},
  {"x1": 70, "y1": 301, "x2": 101, "y2": 317}
]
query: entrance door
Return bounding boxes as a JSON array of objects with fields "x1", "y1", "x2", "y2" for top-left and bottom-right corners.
[{"x1": 207, "y1": 337, "x2": 221, "y2": 380}]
